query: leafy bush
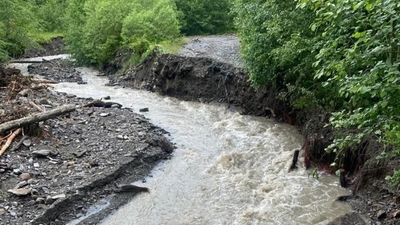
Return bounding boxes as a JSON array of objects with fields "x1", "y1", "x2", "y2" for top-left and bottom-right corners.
[
  {"x1": 0, "y1": 0, "x2": 40, "y2": 61},
  {"x1": 64, "y1": 0, "x2": 181, "y2": 66}
]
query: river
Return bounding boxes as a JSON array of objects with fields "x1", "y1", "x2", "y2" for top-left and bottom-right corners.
[{"x1": 15, "y1": 56, "x2": 352, "y2": 225}]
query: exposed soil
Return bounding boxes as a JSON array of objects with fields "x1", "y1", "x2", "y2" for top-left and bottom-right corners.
[{"x1": 1, "y1": 35, "x2": 399, "y2": 224}]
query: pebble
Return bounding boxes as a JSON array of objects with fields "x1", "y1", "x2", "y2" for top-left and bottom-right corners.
[
  {"x1": 99, "y1": 113, "x2": 110, "y2": 117},
  {"x1": 103, "y1": 96, "x2": 111, "y2": 100},
  {"x1": 377, "y1": 210, "x2": 386, "y2": 219},
  {"x1": 13, "y1": 169, "x2": 21, "y2": 175},
  {"x1": 0, "y1": 208, "x2": 6, "y2": 215},
  {"x1": 139, "y1": 108, "x2": 149, "y2": 112},
  {"x1": 23, "y1": 139, "x2": 32, "y2": 147},
  {"x1": 20, "y1": 172, "x2": 31, "y2": 181},
  {"x1": 32, "y1": 149, "x2": 51, "y2": 157},
  {"x1": 33, "y1": 163, "x2": 39, "y2": 168}
]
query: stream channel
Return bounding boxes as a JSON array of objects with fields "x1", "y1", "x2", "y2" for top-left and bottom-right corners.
[{"x1": 18, "y1": 55, "x2": 352, "y2": 225}]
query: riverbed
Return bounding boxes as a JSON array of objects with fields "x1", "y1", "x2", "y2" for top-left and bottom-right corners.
[{"x1": 47, "y1": 66, "x2": 353, "y2": 225}]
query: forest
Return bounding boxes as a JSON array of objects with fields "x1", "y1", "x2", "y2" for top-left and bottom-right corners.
[{"x1": 1, "y1": 0, "x2": 400, "y2": 185}]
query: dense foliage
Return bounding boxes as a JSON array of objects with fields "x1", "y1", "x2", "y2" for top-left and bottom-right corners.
[
  {"x1": 64, "y1": 0, "x2": 181, "y2": 66},
  {"x1": 234, "y1": 0, "x2": 400, "y2": 183},
  {"x1": 0, "y1": 0, "x2": 38, "y2": 61},
  {"x1": 175, "y1": 0, "x2": 234, "y2": 35}
]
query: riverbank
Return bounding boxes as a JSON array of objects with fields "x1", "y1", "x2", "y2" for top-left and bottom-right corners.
[
  {"x1": 1, "y1": 35, "x2": 398, "y2": 224},
  {"x1": 1, "y1": 59, "x2": 174, "y2": 224},
  {"x1": 109, "y1": 36, "x2": 400, "y2": 225}
]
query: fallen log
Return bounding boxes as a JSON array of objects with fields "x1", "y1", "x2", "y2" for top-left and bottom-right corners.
[{"x1": 0, "y1": 104, "x2": 76, "y2": 134}]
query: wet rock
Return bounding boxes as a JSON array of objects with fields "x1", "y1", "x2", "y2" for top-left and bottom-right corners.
[
  {"x1": 0, "y1": 208, "x2": 6, "y2": 215},
  {"x1": 103, "y1": 96, "x2": 111, "y2": 100},
  {"x1": 99, "y1": 113, "x2": 110, "y2": 117},
  {"x1": 139, "y1": 108, "x2": 149, "y2": 112}
]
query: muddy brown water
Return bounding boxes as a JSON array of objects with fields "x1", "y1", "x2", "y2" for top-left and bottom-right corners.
[{"x1": 15, "y1": 55, "x2": 353, "y2": 225}]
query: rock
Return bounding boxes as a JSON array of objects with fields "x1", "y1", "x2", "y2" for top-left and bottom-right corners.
[
  {"x1": 73, "y1": 150, "x2": 87, "y2": 158},
  {"x1": 103, "y1": 96, "x2": 111, "y2": 100},
  {"x1": 114, "y1": 184, "x2": 150, "y2": 193},
  {"x1": 327, "y1": 212, "x2": 366, "y2": 225},
  {"x1": 23, "y1": 139, "x2": 32, "y2": 147},
  {"x1": 66, "y1": 94, "x2": 76, "y2": 98},
  {"x1": 33, "y1": 162, "x2": 39, "y2": 168},
  {"x1": 15, "y1": 181, "x2": 28, "y2": 188},
  {"x1": 377, "y1": 210, "x2": 386, "y2": 219},
  {"x1": 392, "y1": 210, "x2": 400, "y2": 218},
  {"x1": 99, "y1": 113, "x2": 110, "y2": 117},
  {"x1": 139, "y1": 108, "x2": 149, "y2": 112},
  {"x1": 20, "y1": 173, "x2": 31, "y2": 181},
  {"x1": 0, "y1": 208, "x2": 6, "y2": 215},
  {"x1": 13, "y1": 169, "x2": 21, "y2": 175},
  {"x1": 111, "y1": 104, "x2": 121, "y2": 108},
  {"x1": 39, "y1": 99, "x2": 51, "y2": 105},
  {"x1": 7, "y1": 188, "x2": 31, "y2": 196},
  {"x1": 32, "y1": 149, "x2": 51, "y2": 157},
  {"x1": 51, "y1": 193, "x2": 66, "y2": 200}
]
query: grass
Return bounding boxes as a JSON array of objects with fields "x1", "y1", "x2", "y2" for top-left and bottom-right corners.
[{"x1": 32, "y1": 32, "x2": 64, "y2": 44}]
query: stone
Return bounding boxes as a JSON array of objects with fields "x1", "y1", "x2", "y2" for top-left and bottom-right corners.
[
  {"x1": 377, "y1": 210, "x2": 386, "y2": 219},
  {"x1": 7, "y1": 188, "x2": 31, "y2": 196},
  {"x1": 32, "y1": 149, "x2": 51, "y2": 157},
  {"x1": 22, "y1": 139, "x2": 32, "y2": 147},
  {"x1": 99, "y1": 113, "x2": 110, "y2": 117},
  {"x1": 139, "y1": 108, "x2": 149, "y2": 112},
  {"x1": 103, "y1": 96, "x2": 111, "y2": 100},
  {"x1": 20, "y1": 172, "x2": 31, "y2": 181},
  {"x1": 51, "y1": 193, "x2": 66, "y2": 200}
]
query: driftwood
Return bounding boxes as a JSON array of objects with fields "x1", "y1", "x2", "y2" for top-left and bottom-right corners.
[
  {"x1": 0, "y1": 128, "x2": 22, "y2": 156},
  {"x1": 0, "y1": 105, "x2": 76, "y2": 134}
]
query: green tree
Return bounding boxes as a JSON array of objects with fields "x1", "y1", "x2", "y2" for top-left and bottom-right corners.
[
  {"x1": 64, "y1": 0, "x2": 181, "y2": 66},
  {"x1": 233, "y1": 0, "x2": 322, "y2": 110},
  {"x1": 176, "y1": 0, "x2": 234, "y2": 35},
  {"x1": 0, "y1": 0, "x2": 39, "y2": 61}
]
